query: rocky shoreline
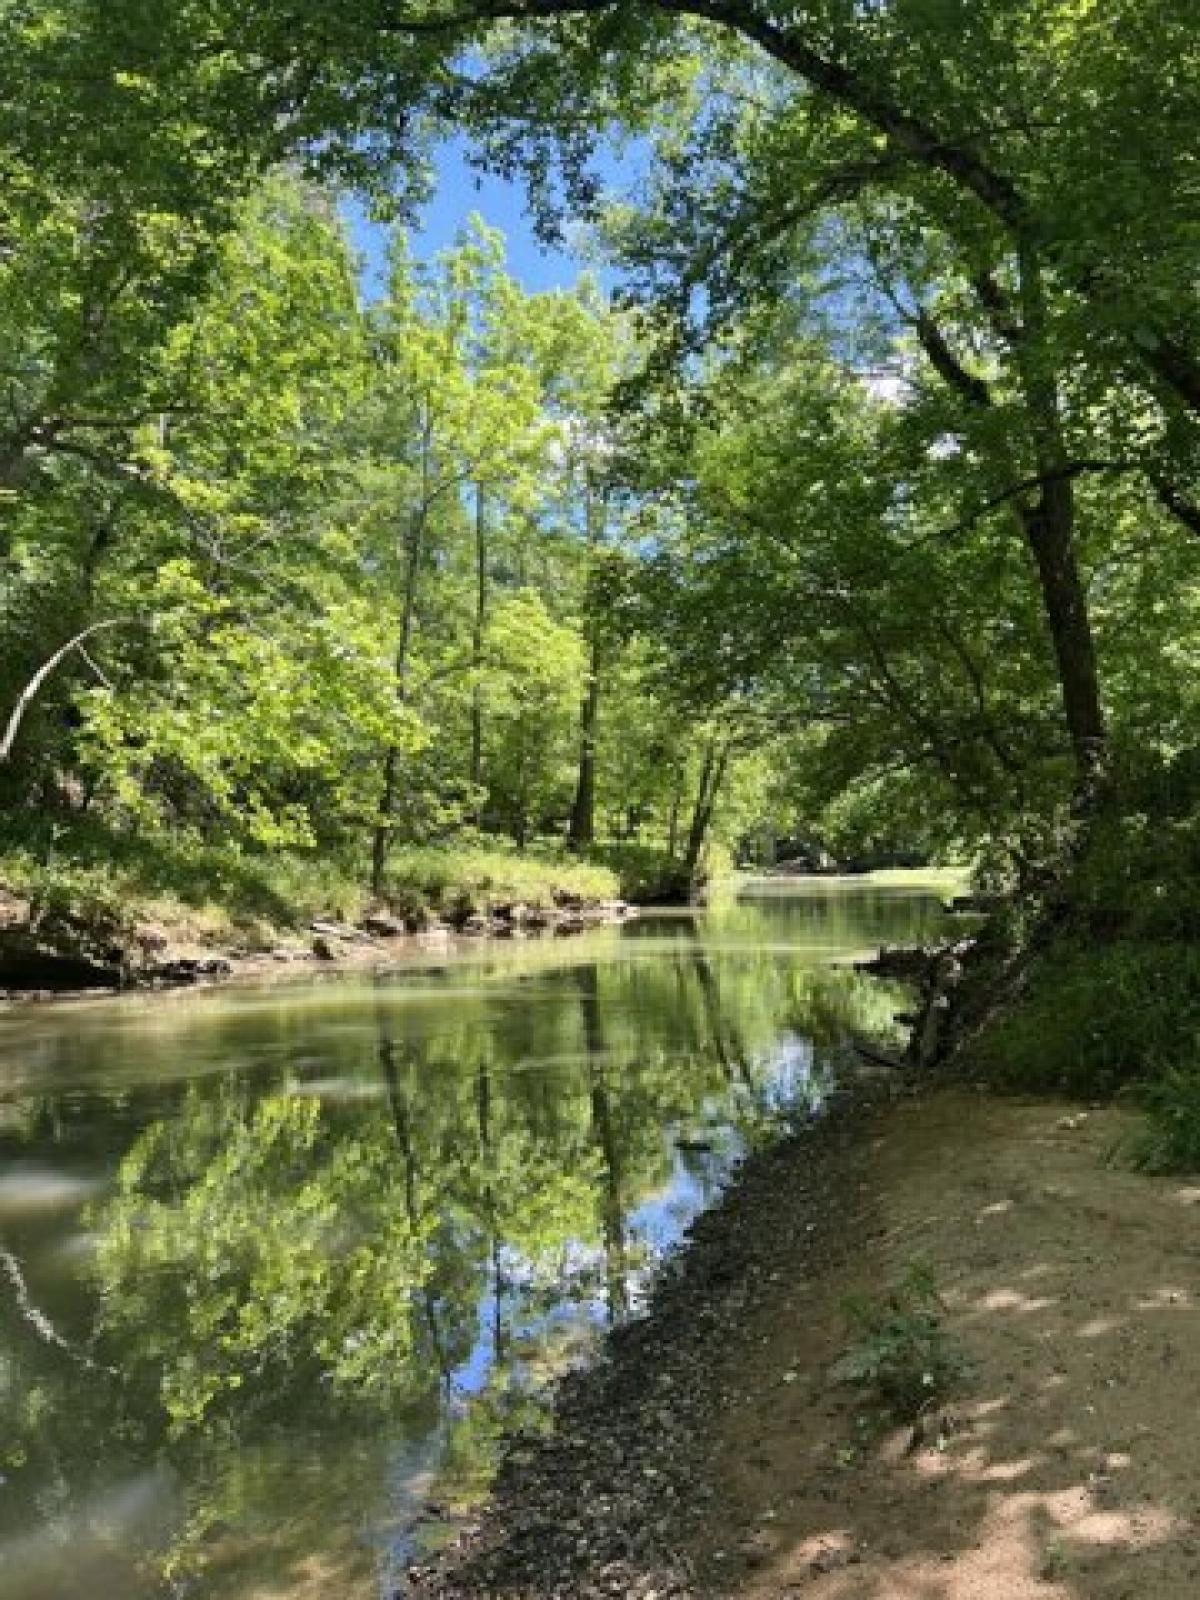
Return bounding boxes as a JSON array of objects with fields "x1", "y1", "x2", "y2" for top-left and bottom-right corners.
[
  {"x1": 401, "y1": 1076, "x2": 895, "y2": 1600},
  {"x1": 0, "y1": 892, "x2": 636, "y2": 1004}
]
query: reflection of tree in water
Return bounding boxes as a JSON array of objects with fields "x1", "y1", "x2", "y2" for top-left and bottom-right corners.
[
  {"x1": 92, "y1": 1086, "x2": 441, "y2": 1435},
  {"x1": 379, "y1": 1029, "x2": 458, "y2": 1389},
  {"x1": 33, "y1": 938, "x2": 905, "y2": 1587},
  {"x1": 579, "y1": 963, "x2": 629, "y2": 1323}
]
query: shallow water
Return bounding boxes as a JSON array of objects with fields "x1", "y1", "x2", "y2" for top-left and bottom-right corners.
[{"x1": 0, "y1": 877, "x2": 952, "y2": 1598}]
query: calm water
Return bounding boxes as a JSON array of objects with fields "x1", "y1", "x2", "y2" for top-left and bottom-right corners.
[{"x1": 0, "y1": 878, "x2": 951, "y2": 1599}]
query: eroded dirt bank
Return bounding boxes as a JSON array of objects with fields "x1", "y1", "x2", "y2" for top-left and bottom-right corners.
[{"x1": 406, "y1": 1088, "x2": 1200, "y2": 1599}]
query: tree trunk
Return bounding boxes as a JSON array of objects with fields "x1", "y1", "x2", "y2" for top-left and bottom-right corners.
[
  {"x1": 0, "y1": 619, "x2": 131, "y2": 765},
  {"x1": 580, "y1": 967, "x2": 627, "y2": 1323},
  {"x1": 567, "y1": 640, "x2": 600, "y2": 850},
  {"x1": 1013, "y1": 244, "x2": 1107, "y2": 792},
  {"x1": 378, "y1": 1026, "x2": 451, "y2": 1384},
  {"x1": 469, "y1": 482, "x2": 487, "y2": 821},
  {"x1": 371, "y1": 507, "x2": 427, "y2": 895},
  {"x1": 682, "y1": 734, "x2": 730, "y2": 887},
  {"x1": 371, "y1": 417, "x2": 433, "y2": 896},
  {"x1": 476, "y1": 1053, "x2": 506, "y2": 1362},
  {"x1": 666, "y1": 771, "x2": 683, "y2": 860},
  {"x1": 1019, "y1": 486, "x2": 1105, "y2": 787},
  {"x1": 567, "y1": 473, "x2": 604, "y2": 851}
]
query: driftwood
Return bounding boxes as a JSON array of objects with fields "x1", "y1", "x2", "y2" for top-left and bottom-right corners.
[
  {"x1": 946, "y1": 892, "x2": 1005, "y2": 916},
  {"x1": 854, "y1": 944, "x2": 934, "y2": 982},
  {"x1": 854, "y1": 938, "x2": 981, "y2": 1073}
]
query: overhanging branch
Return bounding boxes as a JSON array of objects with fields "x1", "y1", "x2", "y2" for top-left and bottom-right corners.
[{"x1": 0, "y1": 619, "x2": 136, "y2": 764}]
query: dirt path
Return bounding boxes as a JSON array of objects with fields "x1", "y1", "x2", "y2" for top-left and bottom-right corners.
[{"x1": 698, "y1": 1091, "x2": 1200, "y2": 1599}]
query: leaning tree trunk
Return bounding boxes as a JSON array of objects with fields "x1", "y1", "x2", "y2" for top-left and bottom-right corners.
[
  {"x1": 1013, "y1": 244, "x2": 1106, "y2": 797},
  {"x1": 681, "y1": 735, "x2": 730, "y2": 888},
  {"x1": 932, "y1": 248, "x2": 1107, "y2": 803}
]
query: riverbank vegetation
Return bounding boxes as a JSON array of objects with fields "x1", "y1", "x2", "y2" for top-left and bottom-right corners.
[
  {"x1": 0, "y1": 189, "x2": 753, "y2": 939},
  {"x1": 3, "y1": 5, "x2": 1200, "y2": 1124}
]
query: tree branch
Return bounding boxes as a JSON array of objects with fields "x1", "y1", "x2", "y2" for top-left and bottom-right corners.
[
  {"x1": 0, "y1": 620, "x2": 134, "y2": 763},
  {"x1": 913, "y1": 312, "x2": 993, "y2": 409},
  {"x1": 1153, "y1": 476, "x2": 1200, "y2": 537}
]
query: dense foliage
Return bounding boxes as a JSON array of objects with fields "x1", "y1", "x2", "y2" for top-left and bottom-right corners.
[
  {"x1": 0, "y1": 181, "x2": 749, "y2": 901},
  {"x1": 4, "y1": 0, "x2": 1200, "y2": 1127}
]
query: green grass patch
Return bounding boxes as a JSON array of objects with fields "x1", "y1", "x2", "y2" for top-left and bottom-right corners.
[
  {"x1": 0, "y1": 820, "x2": 623, "y2": 951},
  {"x1": 383, "y1": 843, "x2": 618, "y2": 918}
]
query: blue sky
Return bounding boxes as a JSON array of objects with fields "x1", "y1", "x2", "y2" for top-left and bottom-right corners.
[{"x1": 345, "y1": 137, "x2": 597, "y2": 299}]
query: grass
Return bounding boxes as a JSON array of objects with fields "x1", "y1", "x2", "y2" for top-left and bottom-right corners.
[
  {"x1": 0, "y1": 820, "x2": 624, "y2": 953},
  {"x1": 0, "y1": 831, "x2": 370, "y2": 947},
  {"x1": 968, "y1": 941, "x2": 1200, "y2": 1098},
  {"x1": 383, "y1": 843, "x2": 618, "y2": 919},
  {"x1": 860, "y1": 865, "x2": 972, "y2": 895},
  {"x1": 585, "y1": 840, "x2": 720, "y2": 902}
]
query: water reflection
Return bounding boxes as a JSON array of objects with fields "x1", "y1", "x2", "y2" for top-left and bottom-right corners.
[{"x1": 0, "y1": 879, "x2": 950, "y2": 1598}]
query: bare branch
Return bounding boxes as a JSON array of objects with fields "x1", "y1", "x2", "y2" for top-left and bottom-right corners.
[{"x1": 0, "y1": 619, "x2": 135, "y2": 763}]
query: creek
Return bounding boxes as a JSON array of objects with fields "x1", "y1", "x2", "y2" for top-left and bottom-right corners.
[{"x1": 0, "y1": 876, "x2": 953, "y2": 1598}]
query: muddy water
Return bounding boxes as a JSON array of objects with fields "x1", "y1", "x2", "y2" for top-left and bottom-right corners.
[{"x1": 0, "y1": 877, "x2": 952, "y2": 1599}]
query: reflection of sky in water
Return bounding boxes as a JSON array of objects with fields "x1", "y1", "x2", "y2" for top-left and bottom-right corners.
[
  {"x1": 0, "y1": 878, "x2": 950, "y2": 1599},
  {"x1": 415, "y1": 1026, "x2": 825, "y2": 1496}
]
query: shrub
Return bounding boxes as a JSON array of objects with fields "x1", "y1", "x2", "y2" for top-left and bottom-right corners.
[
  {"x1": 584, "y1": 842, "x2": 688, "y2": 903},
  {"x1": 1128, "y1": 1066, "x2": 1200, "y2": 1174},
  {"x1": 831, "y1": 1261, "x2": 965, "y2": 1422},
  {"x1": 967, "y1": 941, "x2": 1200, "y2": 1097}
]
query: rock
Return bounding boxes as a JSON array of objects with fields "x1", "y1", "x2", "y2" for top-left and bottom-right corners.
[
  {"x1": 0, "y1": 894, "x2": 30, "y2": 930},
  {"x1": 360, "y1": 912, "x2": 408, "y2": 938},
  {"x1": 309, "y1": 918, "x2": 371, "y2": 943},
  {"x1": 133, "y1": 924, "x2": 171, "y2": 956},
  {"x1": 147, "y1": 957, "x2": 233, "y2": 984},
  {"x1": 312, "y1": 935, "x2": 338, "y2": 960},
  {"x1": 811, "y1": 1546, "x2": 856, "y2": 1574}
]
